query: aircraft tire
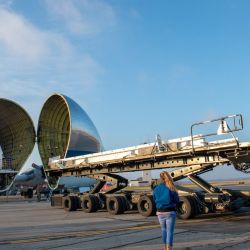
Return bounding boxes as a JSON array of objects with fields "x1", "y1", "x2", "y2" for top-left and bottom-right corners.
[
  {"x1": 106, "y1": 196, "x2": 124, "y2": 215},
  {"x1": 137, "y1": 195, "x2": 156, "y2": 217}
]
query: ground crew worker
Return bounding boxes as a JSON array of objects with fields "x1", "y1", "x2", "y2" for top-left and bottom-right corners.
[{"x1": 153, "y1": 171, "x2": 179, "y2": 250}]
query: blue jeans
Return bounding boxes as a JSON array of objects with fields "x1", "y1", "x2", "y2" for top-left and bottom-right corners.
[{"x1": 157, "y1": 211, "x2": 176, "y2": 246}]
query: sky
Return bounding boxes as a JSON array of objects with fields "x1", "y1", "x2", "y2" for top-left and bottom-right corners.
[{"x1": 0, "y1": 0, "x2": 250, "y2": 180}]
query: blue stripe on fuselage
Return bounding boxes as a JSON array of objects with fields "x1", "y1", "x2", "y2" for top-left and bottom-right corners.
[{"x1": 66, "y1": 150, "x2": 96, "y2": 158}]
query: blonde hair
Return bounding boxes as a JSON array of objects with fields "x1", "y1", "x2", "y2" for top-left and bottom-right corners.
[{"x1": 160, "y1": 171, "x2": 177, "y2": 192}]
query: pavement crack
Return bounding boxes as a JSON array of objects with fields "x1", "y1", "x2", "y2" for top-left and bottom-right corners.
[
  {"x1": 44, "y1": 228, "x2": 153, "y2": 250},
  {"x1": 217, "y1": 237, "x2": 250, "y2": 250}
]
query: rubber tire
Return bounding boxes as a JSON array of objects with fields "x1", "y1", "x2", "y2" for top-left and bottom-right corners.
[
  {"x1": 63, "y1": 196, "x2": 77, "y2": 211},
  {"x1": 118, "y1": 196, "x2": 129, "y2": 212},
  {"x1": 82, "y1": 195, "x2": 98, "y2": 213},
  {"x1": 176, "y1": 196, "x2": 195, "y2": 220},
  {"x1": 93, "y1": 195, "x2": 101, "y2": 210},
  {"x1": 189, "y1": 196, "x2": 200, "y2": 216},
  {"x1": 73, "y1": 196, "x2": 81, "y2": 209},
  {"x1": 26, "y1": 189, "x2": 33, "y2": 199},
  {"x1": 137, "y1": 195, "x2": 156, "y2": 217},
  {"x1": 97, "y1": 193, "x2": 106, "y2": 209},
  {"x1": 106, "y1": 196, "x2": 124, "y2": 215}
]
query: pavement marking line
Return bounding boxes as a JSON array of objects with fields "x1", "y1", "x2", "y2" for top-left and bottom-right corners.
[{"x1": 1, "y1": 223, "x2": 160, "y2": 245}]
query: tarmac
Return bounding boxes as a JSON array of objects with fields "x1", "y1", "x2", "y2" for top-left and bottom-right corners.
[{"x1": 0, "y1": 199, "x2": 249, "y2": 250}]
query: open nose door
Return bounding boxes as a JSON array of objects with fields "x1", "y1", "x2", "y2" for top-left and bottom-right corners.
[{"x1": 0, "y1": 99, "x2": 35, "y2": 190}]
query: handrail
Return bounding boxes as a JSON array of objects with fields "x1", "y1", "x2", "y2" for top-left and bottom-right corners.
[{"x1": 191, "y1": 114, "x2": 243, "y2": 153}]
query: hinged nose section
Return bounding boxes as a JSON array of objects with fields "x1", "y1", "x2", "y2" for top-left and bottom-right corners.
[
  {"x1": 37, "y1": 93, "x2": 103, "y2": 170},
  {"x1": 0, "y1": 99, "x2": 36, "y2": 189},
  {"x1": 0, "y1": 94, "x2": 103, "y2": 190}
]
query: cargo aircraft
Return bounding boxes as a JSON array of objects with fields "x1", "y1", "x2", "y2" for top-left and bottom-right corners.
[{"x1": 0, "y1": 94, "x2": 102, "y2": 197}]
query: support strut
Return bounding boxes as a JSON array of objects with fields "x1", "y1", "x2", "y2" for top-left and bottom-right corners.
[
  {"x1": 169, "y1": 164, "x2": 214, "y2": 182},
  {"x1": 187, "y1": 175, "x2": 220, "y2": 193},
  {"x1": 88, "y1": 173, "x2": 128, "y2": 194}
]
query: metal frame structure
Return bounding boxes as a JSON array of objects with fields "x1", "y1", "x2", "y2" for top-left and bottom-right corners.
[{"x1": 48, "y1": 114, "x2": 250, "y2": 219}]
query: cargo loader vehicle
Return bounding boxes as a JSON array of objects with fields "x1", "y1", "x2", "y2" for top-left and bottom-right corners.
[{"x1": 46, "y1": 114, "x2": 250, "y2": 219}]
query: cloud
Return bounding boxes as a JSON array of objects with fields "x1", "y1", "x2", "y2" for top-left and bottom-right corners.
[
  {"x1": 45, "y1": 0, "x2": 116, "y2": 36},
  {"x1": 0, "y1": 8, "x2": 47, "y2": 61},
  {"x1": 0, "y1": 5, "x2": 104, "y2": 103},
  {"x1": 0, "y1": 52, "x2": 103, "y2": 99},
  {"x1": 0, "y1": 7, "x2": 72, "y2": 62}
]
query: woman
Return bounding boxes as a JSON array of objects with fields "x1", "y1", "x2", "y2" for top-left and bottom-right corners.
[{"x1": 153, "y1": 171, "x2": 179, "y2": 250}]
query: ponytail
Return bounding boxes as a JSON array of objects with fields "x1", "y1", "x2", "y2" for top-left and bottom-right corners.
[{"x1": 160, "y1": 171, "x2": 177, "y2": 192}]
